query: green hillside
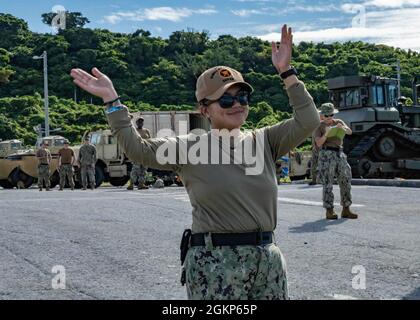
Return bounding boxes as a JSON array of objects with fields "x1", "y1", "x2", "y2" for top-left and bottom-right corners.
[{"x1": 1, "y1": 12, "x2": 419, "y2": 145}]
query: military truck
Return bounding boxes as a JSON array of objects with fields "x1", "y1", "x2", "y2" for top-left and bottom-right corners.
[
  {"x1": 328, "y1": 75, "x2": 420, "y2": 178},
  {"x1": 82, "y1": 129, "x2": 131, "y2": 187},
  {"x1": 0, "y1": 139, "x2": 31, "y2": 188},
  {"x1": 0, "y1": 135, "x2": 77, "y2": 189},
  {"x1": 87, "y1": 111, "x2": 210, "y2": 187}
]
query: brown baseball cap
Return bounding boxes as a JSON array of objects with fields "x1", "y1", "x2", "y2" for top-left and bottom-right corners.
[{"x1": 195, "y1": 66, "x2": 253, "y2": 102}]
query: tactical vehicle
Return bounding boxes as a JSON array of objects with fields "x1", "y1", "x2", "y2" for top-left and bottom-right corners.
[
  {"x1": 87, "y1": 111, "x2": 210, "y2": 187},
  {"x1": 0, "y1": 139, "x2": 31, "y2": 188},
  {"x1": 0, "y1": 136, "x2": 76, "y2": 189},
  {"x1": 328, "y1": 75, "x2": 420, "y2": 178}
]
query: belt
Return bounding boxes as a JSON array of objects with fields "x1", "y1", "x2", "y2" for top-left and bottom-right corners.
[
  {"x1": 61, "y1": 163, "x2": 72, "y2": 165},
  {"x1": 39, "y1": 163, "x2": 49, "y2": 166},
  {"x1": 190, "y1": 231, "x2": 273, "y2": 247},
  {"x1": 323, "y1": 146, "x2": 342, "y2": 152}
]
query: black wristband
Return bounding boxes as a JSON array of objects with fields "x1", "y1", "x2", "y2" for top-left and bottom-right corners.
[
  {"x1": 280, "y1": 67, "x2": 298, "y2": 79},
  {"x1": 103, "y1": 96, "x2": 121, "y2": 106}
]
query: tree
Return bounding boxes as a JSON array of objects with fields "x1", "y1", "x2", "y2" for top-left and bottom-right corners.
[
  {"x1": 0, "y1": 13, "x2": 30, "y2": 50},
  {"x1": 41, "y1": 11, "x2": 90, "y2": 29},
  {"x1": 0, "y1": 49, "x2": 14, "y2": 83}
]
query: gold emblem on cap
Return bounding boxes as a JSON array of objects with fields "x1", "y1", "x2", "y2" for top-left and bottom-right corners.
[{"x1": 219, "y1": 69, "x2": 232, "y2": 78}]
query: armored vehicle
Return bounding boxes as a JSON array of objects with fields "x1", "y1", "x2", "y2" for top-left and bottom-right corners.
[
  {"x1": 0, "y1": 139, "x2": 31, "y2": 188},
  {"x1": 328, "y1": 75, "x2": 420, "y2": 178},
  {"x1": 0, "y1": 136, "x2": 76, "y2": 189},
  {"x1": 87, "y1": 111, "x2": 210, "y2": 187}
]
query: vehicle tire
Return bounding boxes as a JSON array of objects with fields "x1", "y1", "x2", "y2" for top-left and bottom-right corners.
[
  {"x1": 9, "y1": 169, "x2": 34, "y2": 189},
  {"x1": 109, "y1": 176, "x2": 129, "y2": 187},
  {"x1": 374, "y1": 134, "x2": 396, "y2": 160},
  {"x1": 0, "y1": 179, "x2": 14, "y2": 189},
  {"x1": 95, "y1": 166, "x2": 105, "y2": 188}
]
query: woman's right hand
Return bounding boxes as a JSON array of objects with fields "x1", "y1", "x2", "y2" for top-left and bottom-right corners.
[{"x1": 70, "y1": 67, "x2": 119, "y2": 103}]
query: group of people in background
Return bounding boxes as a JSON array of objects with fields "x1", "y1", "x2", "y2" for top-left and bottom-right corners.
[
  {"x1": 36, "y1": 137, "x2": 97, "y2": 191},
  {"x1": 36, "y1": 117, "x2": 164, "y2": 191}
]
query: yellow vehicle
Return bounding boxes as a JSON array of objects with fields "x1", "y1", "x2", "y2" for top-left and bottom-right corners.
[
  {"x1": 276, "y1": 150, "x2": 312, "y2": 183},
  {"x1": 85, "y1": 111, "x2": 210, "y2": 187},
  {"x1": 0, "y1": 136, "x2": 78, "y2": 189},
  {"x1": 0, "y1": 139, "x2": 32, "y2": 189}
]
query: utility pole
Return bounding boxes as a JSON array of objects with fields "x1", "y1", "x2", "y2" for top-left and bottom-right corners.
[
  {"x1": 33, "y1": 51, "x2": 49, "y2": 137},
  {"x1": 396, "y1": 59, "x2": 401, "y2": 98}
]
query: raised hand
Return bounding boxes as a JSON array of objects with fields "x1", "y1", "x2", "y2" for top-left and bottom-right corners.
[
  {"x1": 271, "y1": 24, "x2": 293, "y2": 73},
  {"x1": 70, "y1": 67, "x2": 119, "y2": 102}
]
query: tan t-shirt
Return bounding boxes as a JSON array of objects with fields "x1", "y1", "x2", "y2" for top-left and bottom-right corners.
[
  {"x1": 36, "y1": 148, "x2": 52, "y2": 165},
  {"x1": 106, "y1": 81, "x2": 320, "y2": 233},
  {"x1": 137, "y1": 128, "x2": 151, "y2": 139},
  {"x1": 314, "y1": 119, "x2": 346, "y2": 148},
  {"x1": 58, "y1": 148, "x2": 75, "y2": 164}
]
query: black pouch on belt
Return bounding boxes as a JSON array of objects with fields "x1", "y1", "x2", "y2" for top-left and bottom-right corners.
[{"x1": 179, "y1": 229, "x2": 192, "y2": 286}]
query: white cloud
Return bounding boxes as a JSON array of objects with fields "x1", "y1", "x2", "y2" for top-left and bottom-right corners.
[
  {"x1": 363, "y1": 0, "x2": 420, "y2": 8},
  {"x1": 231, "y1": 4, "x2": 339, "y2": 17},
  {"x1": 231, "y1": 9, "x2": 265, "y2": 17},
  {"x1": 291, "y1": 4, "x2": 339, "y2": 12},
  {"x1": 257, "y1": 7, "x2": 420, "y2": 51},
  {"x1": 104, "y1": 6, "x2": 217, "y2": 24}
]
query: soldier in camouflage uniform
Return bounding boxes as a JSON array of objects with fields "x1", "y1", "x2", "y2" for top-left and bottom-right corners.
[
  {"x1": 58, "y1": 140, "x2": 75, "y2": 190},
  {"x1": 127, "y1": 117, "x2": 151, "y2": 190},
  {"x1": 314, "y1": 103, "x2": 358, "y2": 219},
  {"x1": 71, "y1": 25, "x2": 319, "y2": 300},
  {"x1": 36, "y1": 142, "x2": 52, "y2": 191},
  {"x1": 78, "y1": 136, "x2": 97, "y2": 190},
  {"x1": 185, "y1": 238, "x2": 288, "y2": 299}
]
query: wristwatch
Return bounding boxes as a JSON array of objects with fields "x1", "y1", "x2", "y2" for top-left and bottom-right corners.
[{"x1": 280, "y1": 66, "x2": 298, "y2": 79}]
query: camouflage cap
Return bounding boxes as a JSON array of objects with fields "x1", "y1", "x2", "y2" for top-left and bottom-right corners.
[
  {"x1": 319, "y1": 102, "x2": 338, "y2": 116},
  {"x1": 64, "y1": 140, "x2": 69, "y2": 144},
  {"x1": 195, "y1": 66, "x2": 253, "y2": 102}
]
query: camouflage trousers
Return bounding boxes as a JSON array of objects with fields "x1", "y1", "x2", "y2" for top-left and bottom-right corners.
[
  {"x1": 310, "y1": 148, "x2": 319, "y2": 182},
  {"x1": 59, "y1": 164, "x2": 74, "y2": 189},
  {"x1": 318, "y1": 149, "x2": 352, "y2": 209},
  {"x1": 185, "y1": 236, "x2": 288, "y2": 300},
  {"x1": 130, "y1": 164, "x2": 147, "y2": 186},
  {"x1": 81, "y1": 164, "x2": 95, "y2": 188},
  {"x1": 37, "y1": 164, "x2": 50, "y2": 188}
]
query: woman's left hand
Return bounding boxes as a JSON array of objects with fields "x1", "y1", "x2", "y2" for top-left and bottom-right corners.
[{"x1": 271, "y1": 24, "x2": 293, "y2": 73}]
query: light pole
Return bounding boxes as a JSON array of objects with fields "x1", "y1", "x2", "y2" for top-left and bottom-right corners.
[{"x1": 33, "y1": 51, "x2": 49, "y2": 137}]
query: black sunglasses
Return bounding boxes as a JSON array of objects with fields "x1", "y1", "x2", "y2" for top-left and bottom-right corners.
[
  {"x1": 324, "y1": 114, "x2": 334, "y2": 118},
  {"x1": 202, "y1": 91, "x2": 251, "y2": 109}
]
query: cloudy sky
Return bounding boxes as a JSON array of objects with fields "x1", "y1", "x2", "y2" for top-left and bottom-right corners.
[{"x1": 2, "y1": 0, "x2": 420, "y2": 50}]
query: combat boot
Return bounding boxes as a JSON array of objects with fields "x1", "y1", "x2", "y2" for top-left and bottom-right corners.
[
  {"x1": 308, "y1": 180, "x2": 317, "y2": 186},
  {"x1": 138, "y1": 183, "x2": 149, "y2": 190},
  {"x1": 127, "y1": 184, "x2": 134, "y2": 190},
  {"x1": 341, "y1": 207, "x2": 358, "y2": 219},
  {"x1": 326, "y1": 208, "x2": 338, "y2": 220},
  {"x1": 59, "y1": 187, "x2": 63, "y2": 191},
  {"x1": 39, "y1": 187, "x2": 42, "y2": 191}
]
